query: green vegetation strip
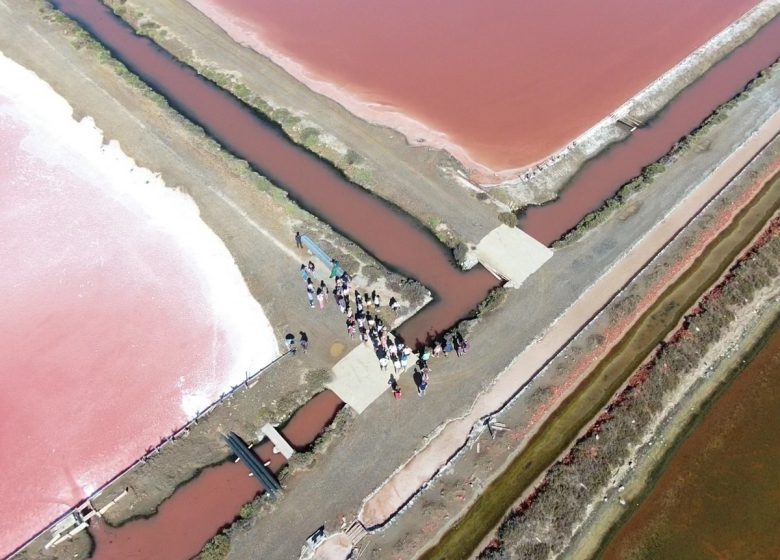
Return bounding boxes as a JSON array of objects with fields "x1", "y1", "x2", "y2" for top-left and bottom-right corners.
[
  {"x1": 421, "y1": 175, "x2": 780, "y2": 560},
  {"x1": 552, "y1": 59, "x2": 778, "y2": 247}
]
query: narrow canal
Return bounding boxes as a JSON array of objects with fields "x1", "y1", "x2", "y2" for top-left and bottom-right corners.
[
  {"x1": 90, "y1": 390, "x2": 343, "y2": 560},
  {"x1": 51, "y1": 0, "x2": 499, "y2": 347},
  {"x1": 42, "y1": 2, "x2": 780, "y2": 559},
  {"x1": 421, "y1": 174, "x2": 780, "y2": 560},
  {"x1": 519, "y1": 15, "x2": 780, "y2": 246}
]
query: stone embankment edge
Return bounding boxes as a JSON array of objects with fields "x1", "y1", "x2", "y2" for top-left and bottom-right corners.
[
  {"x1": 551, "y1": 58, "x2": 780, "y2": 247},
  {"x1": 492, "y1": 1, "x2": 780, "y2": 205}
]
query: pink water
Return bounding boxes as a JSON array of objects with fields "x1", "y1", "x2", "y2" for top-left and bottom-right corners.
[
  {"x1": 0, "y1": 85, "x2": 275, "y2": 555},
  {"x1": 189, "y1": 0, "x2": 758, "y2": 174}
]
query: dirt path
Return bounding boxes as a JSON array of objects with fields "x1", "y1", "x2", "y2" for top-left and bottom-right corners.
[
  {"x1": 225, "y1": 45, "x2": 780, "y2": 560},
  {"x1": 0, "y1": 2, "x2": 415, "y2": 556},
  {"x1": 4, "y1": 1, "x2": 779, "y2": 558}
]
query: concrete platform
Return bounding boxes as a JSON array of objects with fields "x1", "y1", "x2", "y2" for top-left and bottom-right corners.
[
  {"x1": 475, "y1": 224, "x2": 553, "y2": 287},
  {"x1": 258, "y1": 423, "x2": 295, "y2": 460},
  {"x1": 327, "y1": 344, "x2": 407, "y2": 413}
]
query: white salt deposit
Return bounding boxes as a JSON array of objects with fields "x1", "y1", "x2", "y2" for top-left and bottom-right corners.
[{"x1": 0, "y1": 49, "x2": 278, "y2": 416}]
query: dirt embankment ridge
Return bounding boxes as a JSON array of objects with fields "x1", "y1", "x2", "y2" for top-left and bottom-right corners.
[
  {"x1": 103, "y1": 0, "x2": 503, "y2": 248},
  {"x1": 473, "y1": 204, "x2": 780, "y2": 559},
  {"x1": 106, "y1": 0, "x2": 777, "y2": 217},
  {"x1": 496, "y1": 1, "x2": 780, "y2": 207}
]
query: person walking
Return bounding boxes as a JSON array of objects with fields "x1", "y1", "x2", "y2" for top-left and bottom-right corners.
[
  {"x1": 307, "y1": 260, "x2": 316, "y2": 279},
  {"x1": 346, "y1": 317, "x2": 356, "y2": 339},
  {"x1": 329, "y1": 259, "x2": 341, "y2": 279},
  {"x1": 299, "y1": 264, "x2": 309, "y2": 282},
  {"x1": 316, "y1": 287, "x2": 325, "y2": 310},
  {"x1": 306, "y1": 279, "x2": 315, "y2": 308},
  {"x1": 433, "y1": 341, "x2": 442, "y2": 358},
  {"x1": 389, "y1": 297, "x2": 400, "y2": 314},
  {"x1": 299, "y1": 331, "x2": 309, "y2": 354},
  {"x1": 373, "y1": 292, "x2": 380, "y2": 309},
  {"x1": 295, "y1": 231, "x2": 303, "y2": 249},
  {"x1": 320, "y1": 280, "x2": 329, "y2": 303}
]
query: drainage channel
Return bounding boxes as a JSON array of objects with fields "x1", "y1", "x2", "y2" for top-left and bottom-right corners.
[
  {"x1": 422, "y1": 171, "x2": 780, "y2": 559},
  {"x1": 51, "y1": 0, "x2": 499, "y2": 347},
  {"x1": 518, "y1": 15, "x2": 780, "y2": 246}
]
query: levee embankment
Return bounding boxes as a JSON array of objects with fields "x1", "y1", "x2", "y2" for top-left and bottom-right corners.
[{"x1": 428, "y1": 174, "x2": 780, "y2": 559}]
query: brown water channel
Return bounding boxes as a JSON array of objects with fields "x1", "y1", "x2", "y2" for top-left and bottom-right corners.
[
  {"x1": 421, "y1": 173, "x2": 780, "y2": 559},
  {"x1": 599, "y1": 321, "x2": 780, "y2": 560},
  {"x1": 51, "y1": 0, "x2": 498, "y2": 347},
  {"x1": 519, "y1": 16, "x2": 780, "y2": 246},
  {"x1": 90, "y1": 390, "x2": 342, "y2": 560},
  {"x1": 44, "y1": 1, "x2": 494, "y2": 557}
]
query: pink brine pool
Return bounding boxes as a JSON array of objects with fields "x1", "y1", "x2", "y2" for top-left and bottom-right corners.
[
  {"x1": 0, "y1": 54, "x2": 277, "y2": 557},
  {"x1": 188, "y1": 0, "x2": 758, "y2": 176}
]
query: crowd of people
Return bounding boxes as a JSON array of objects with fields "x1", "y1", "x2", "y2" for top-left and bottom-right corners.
[{"x1": 293, "y1": 231, "x2": 471, "y2": 399}]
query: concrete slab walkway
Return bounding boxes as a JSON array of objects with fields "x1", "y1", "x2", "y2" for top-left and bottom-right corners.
[
  {"x1": 475, "y1": 224, "x2": 553, "y2": 287},
  {"x1": 327, "y1": 344, "x2": 413, "y2": 413}
]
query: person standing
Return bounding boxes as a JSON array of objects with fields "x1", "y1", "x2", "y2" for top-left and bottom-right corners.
[
  {"x1": 307, "y1": 260, "x2": 316, "y2": 279},
  {"x1": 389, "y1": 297, "x2": 400, "y2": 314},
  {"x1": 320, "y1": 280, "x2": 329, "y2": 303},
  {"x1": 299, "y1": 331, "x2": 309, "y2": 354},
  {"x1": 418, "y1": 370, "x2": 429, "y2": 397},
  {"x1": 316, "y1": 287, "x2": 325, "y2": 310},
  {"x1": 284, "y1": 333, "x2": 296, "y2": 354},
  {"x1": 295, "y1": 231, "x2": 303, "y2": 249},
  {"x1": 299, "y1": 264, "x2": 309, "y2": 282}
]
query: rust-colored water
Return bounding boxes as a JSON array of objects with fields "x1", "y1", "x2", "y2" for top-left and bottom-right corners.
[
  {"x1": 91, "y1": 391, "x2": 341, "y2": 560},
  {"x1": 601, "y1": 324, "x2": 780, "y2": 560},
  {"x1": 188, "y1": 0, "x2": 757, "y2": 174},
  {"x1": 53, "y1": 0, "x2": 497, "y2": 348},
  {"x1": 519, "y1": 16, "x2": 780, "y2": 246}
]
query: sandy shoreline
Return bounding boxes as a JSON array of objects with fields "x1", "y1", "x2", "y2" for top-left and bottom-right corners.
[{"x1": 186, "y1": 0, "x2": 776, "y2": 186}]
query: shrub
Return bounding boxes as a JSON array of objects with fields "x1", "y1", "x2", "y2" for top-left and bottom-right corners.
[
  {"x1": 344, "y1": 149, "x2": 362, "y2": 166},
  {"x1": 200, "y1": 533, "x2": 230, "y2": 560},
  {"x1": 498, "y1": 212, "x2": 518, "y2": 228},
  {"x1": 453, "y1": 242, "x2": 469, "y2": 265}
]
